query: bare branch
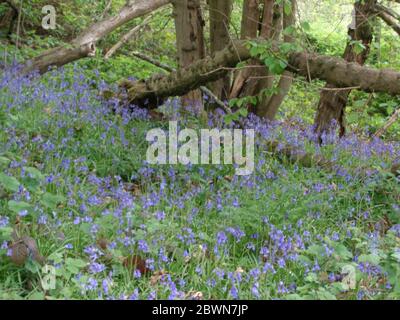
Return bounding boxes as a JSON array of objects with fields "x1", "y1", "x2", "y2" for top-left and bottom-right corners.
[
  {"x1": 376, "y1": 5, "x2": 400, "y2": 36},
  {"x1": 21, "y1": 0, "x2": 171, "y2": 75},
  {"x1": 104, "y1": 12, "x2": 155, "y2": 59},
  {"x1": 374, "y1": 108, "x2": 400, "y2": 138},
  {"x1": 100, "y1": 0, "x2": 113, "y2": 20}
]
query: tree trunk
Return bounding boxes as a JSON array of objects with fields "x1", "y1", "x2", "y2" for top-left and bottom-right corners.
[
  {"x1": 258, "y1": 70, "x2": 293, "y2": 119},
  {"x1": 257, "y1": 0, "x2": 296, "y2": 119},
  {"x1": 0, "y1": 8, "x2": 15, "y2": 37},
  {"x1": 173, "y1": 0, "x2": 206, "y2": 108},
  {"x1": 229, "y1": 0, "x2": 261, "y2": 100},
  {"x1": 229, "y1": 0, "x2": 279, "y2": 116},
  {"x1": 115, "y1": 40, "x2": 400, "y2": 107},
  {"x1": 239, "y1": 1, "x2": 279, "y2": 102},
  {"x1": 0, "y1": 0, "x2": 18, "y2": 38},
  {"x1": 314, "y1": 0, "x2": 377, "y2": 138},
  {"x1": 21, "y1": 0, "x2": 171, "y2": 75},
  {"x1": 208, "y1": 0, "x2": 233, "y2": 100}
]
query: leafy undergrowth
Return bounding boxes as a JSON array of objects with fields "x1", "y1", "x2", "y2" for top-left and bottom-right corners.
[{"x1": 0, "y1": 66, "x2": 399, "y2": 300}]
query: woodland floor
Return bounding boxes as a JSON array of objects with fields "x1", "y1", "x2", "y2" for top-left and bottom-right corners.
[{"x1": 0, "y1": 65, "x2": 399, "y2": 300}]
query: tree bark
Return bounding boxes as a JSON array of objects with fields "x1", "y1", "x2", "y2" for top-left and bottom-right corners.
[
  {"x1": 229, "y1": 0, "x2": 278, "y2": 114},
  {"x1": 173, "y1": 0, "x2": 206, "y2": 107},
  {"x1": 129, "y1": 50, "x2": 230, "y2": 112},
  {"x1": 229, "y1": 0, "x2": 261, "y2": 100},
  {"x1": 239, "y1": 1, "x2": 279, "y2": 102},
  {"x1": 258, "y1": 70, "x2": 293, "y2": 119},
  {"x1": 314, "y1": 0, "x2": 377, "y2": 138},
  {"x1": 21, "y1": 0, "x2": 171, "y2": 75},
  {"x1": 0, "y1": 0, "x2": 18, "y2": 38},
  {"x1": 115, "y1": 40, "x2": 400, "y2": 107},
  {"x1": 208, "y1": 0, "x2": 233, "y2": 100},
  {"x1": 257, "y1": 0, "x2": 296, "y2": 119}
]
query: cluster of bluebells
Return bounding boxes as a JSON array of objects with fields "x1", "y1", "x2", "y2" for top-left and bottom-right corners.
[{"x1": 0, "y1": 64, "x2": 398, "y2": 300}]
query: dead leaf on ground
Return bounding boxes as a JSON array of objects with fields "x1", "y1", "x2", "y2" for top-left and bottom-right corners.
[
  {"x1": 149, "y1": 110, "x2": 166, "y2": 121},
  {"x1": 123, "y1": 183, "x2": 142, "y2": 196},
  {"x1": 186, "y1": 291, "x2": 204, "y2": 300},
  {"x1": 97, "y1": 238, "x2": 109, "y2": 250},
  {"x1": 9, "y1": 236, "x2": 44, "y2": 266},
  {"x1": 122, "y1": 255, "x2": 150, "y2": 275},
  {"x1": 150, "y1": 270, "x2": 168, "y2": 285}
]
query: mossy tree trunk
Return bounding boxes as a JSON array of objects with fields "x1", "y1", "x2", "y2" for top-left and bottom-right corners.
[
  {"x1": 314, "y1": 0, "x2": 377, "y2": 138},
  {"x1": 118, "y1": 40, "x2": 400, "y2": 107}
]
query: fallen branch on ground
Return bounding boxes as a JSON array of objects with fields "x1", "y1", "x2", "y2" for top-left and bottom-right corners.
[
  {"x1": 127, "y1": 51, "x2": 231, "y2": 113},
  {"x1": 374, "y1": 108, "x2": 400, "y2": 138},
  {"x1": 114, "y1": 40, "x2": 400, "y2": 108}
]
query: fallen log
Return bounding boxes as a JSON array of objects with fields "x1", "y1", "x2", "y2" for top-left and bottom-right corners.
[
  {"x1": 128, "y1": 50, "x2": 231, "y2": 113},
  {"x1": 118, "y1": 40, "x2": 252, "y2": 107},
  {"x1": 117, "y1": 40, "x2": 400, "y2": 108}
]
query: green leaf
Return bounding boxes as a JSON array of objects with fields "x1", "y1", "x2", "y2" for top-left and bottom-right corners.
[
  {"x1": 40, "y1": 193, "x2": 66, "y2": 209},
  {"x1": 47, "y1": 251, "x2": 63, "y2": 264},
  {"x1": 8, "y1": 200, "x2": 34, "y2": 215},
  {"x1": 306, "y1": 244, "x2": 326, "y2": 257},
  {"x1": 0, "y1": 156, "x2": 11, "y2": 169},
  {"x1": 28, "y1": 292, "x2": 46, "y2": 300},
  {"x1": 297, "y1": 254, "x2": 312, "y2": 265},
  {"x1": 0, "y1": 173, "x2": 21, "y2": 192},
  {"x1": 24, "y1": 167, "x2": 44, "y2": 181},
  {"x1": 334, "y1": 244, "x2": 353, "y2": 260},
  {"x1": 0, "y1": 226, "x2": 13, "y2": 238},
  {"x1": 224, "y1": 114, "x2": 234, "y2": 125},
  {"x1": 392, "y1": 251, "x2": 400, "y2": 263},
  {"x1": 65, "y1": 258, "x2": 87, "y2": 274},
  {"x1": 301, "y1": 21, "x2": 311, "y2": 32},
  {"x1": 358, "y1": 253, "x2": 380, "y2": 265},
  {"x1": 23, "y1": 167, "x2": 44, "y2": 192},
  {"x1": 305, "y1": 272, "x2": 319, "y2": 283},
  {"x1": 283, "y1": 1, "x2": 292, "y2": 16},
  {"x1": 283, "y1": 25, "x2": 296, "y2": 36},
  {"x1": 317, "y1": 288, "x2": 337, "y2": 300},
  {"x1": 238, "y1": 108, "x2": 248, "y2": 117}
]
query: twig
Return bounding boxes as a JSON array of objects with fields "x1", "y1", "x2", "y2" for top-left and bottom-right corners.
[
  {"x1": 100, "y1": 0, "x2": 113, "y2": 20},
  {"x1": 104, "y1": 13, "x2": 154, "y2": 59},
  {"x1": 374, "y1": 107, "x2": 400, "y2": 138},
  {"x1": 130, "y1": 51, "x2": 173, "y2": 71},
  {"x1": 14, "y1": 0, "x2": 22, "y2": 54}
]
